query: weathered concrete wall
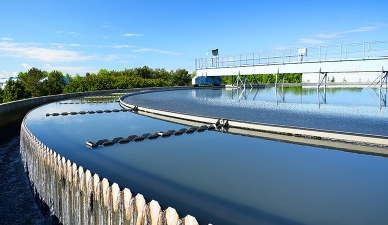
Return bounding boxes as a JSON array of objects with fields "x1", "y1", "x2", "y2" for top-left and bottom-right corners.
[
  {"x1": 9, "y1": 86, "x2": 211, "y2": 224},
  {"x1": 20, "y1": 111, "x2": 203, "y2": 225},
  {"x1": 0, "y1": 90, "x2": 116, "y2": 131},
  {"x1": 0, "y1": 87, "x2": 195, "y2": 131}
]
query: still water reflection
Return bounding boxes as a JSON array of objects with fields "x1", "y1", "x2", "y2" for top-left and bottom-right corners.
[
  {"x1": 25, "y1": 88, "x2": 388, "y2": 225},
  {"x1": 123, "y1": 86, "x2": 388, "y2": 136}
]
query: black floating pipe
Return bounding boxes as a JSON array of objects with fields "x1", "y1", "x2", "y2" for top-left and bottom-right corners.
[
  {"x1": 119, "y1": 135, "x2": 138, "y2": 143},
  {"x1": 197, "y1": 125, "x2": 208, "y2": 132},
  {"x1": 186, "y1": 127, "x2": 198, "y2": 134},
  {"x1": 174, "y1": 128, "x2": 187, "y2": 135}
]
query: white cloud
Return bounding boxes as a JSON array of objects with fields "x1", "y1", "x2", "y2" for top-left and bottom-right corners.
[
  {"x1": 102, "y1": 25, "x2": 111, "y2": 28},
  {"x1": 0, "y1": 70, "x2": 10, "y2": 78},
  {"x1": 299, "y1": 26, "x2": 379, "y2": 46},
  {"x1": 124, "y1": 54, "x2": 139, "y2": 58},
  {"x1": 132, "y1": 48, "x2": 152, "y2": 52},
  {"x1": 0, "y1": 37, "x2": 13, "y2": 41},
  {"x1": 123, "y1": 33, "x2": 142, "y2": 37},
  {"x1": 22, "y1": 63, "x2": 32, "y2": 69},
  {"x1": 132, "y1": 48, "x2": 180, "y2": 56},
  {"x1": 0, "y1": 70, "x2": 18, "y2": 78},
  {"x1": 42, "y1": 65, "x2": 97, "y2": 75},
  {"x1": 112, "y1": 44, "x2": 134, "y2": 49},
  {"x1": 101, "y1": 54, "x2": 120, "y2": 61},
  {"x1": 69, "y1": 31, "x2": 80, "y2": 36},
  {"x1": 316, "y1": 26, "x2": 378, "y2": 39},
  {"x1": 298, "y1": 38, "x2": 326, "y2": 45},
  {"x1": 119, "y1": 60, "x2": 132, "y2": 64},
  {"x1": 0, "y1": 41, "x2": 95, "y2": 62},
  {"x1": 51, "y1": 43, "x2": 82, "y2": 48}
]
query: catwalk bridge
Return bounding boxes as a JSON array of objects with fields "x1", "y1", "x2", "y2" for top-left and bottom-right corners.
[{"x1": 193, "y1": 40, "x2": 388, "y2": 89}]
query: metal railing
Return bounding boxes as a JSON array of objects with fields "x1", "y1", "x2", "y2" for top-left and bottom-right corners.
[{"x1": 195, "y1": 40, "x2": 388, "y2": 70}]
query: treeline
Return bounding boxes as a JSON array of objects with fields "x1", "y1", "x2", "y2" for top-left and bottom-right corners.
[
  {"x1": 221, "y1": 73, "x2": 302, "y2": 84},
  {"x1": 0, "y1": 66, "x2": 191, "y2": 103}
]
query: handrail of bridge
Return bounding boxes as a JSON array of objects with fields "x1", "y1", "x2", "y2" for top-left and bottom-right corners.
[{"x1": 195, "y1": 40, "x2": 388, "y2": 70}]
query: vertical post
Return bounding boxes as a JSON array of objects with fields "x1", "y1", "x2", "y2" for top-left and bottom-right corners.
[
  {"x1": 379, "y1": 65, "x2": 384, "y2": 108},
  {"x1": 363, "y1": 42, "x2": 365, "y2": 60},
  {"x1": 319, "y1": 46, "x2": 321, "y2": 62},
  {"x1": 318, "y1": 68, "x2": 321, "y2": 89},
  {"x1": 237, "y1": 71, "x2": 240, "y2": 88},
  {"x1": 275, "y1": 69, "x2": 279, "y2": 89},
  {"x1": 325, "y1": 46, "x2": 327, "y2": 60},
  {"x1": 368, "y1": 42, "x2": 370, "y2": 58},
  {"x1": 324, "y1": 72, "x2": 327, "y2": 103}
]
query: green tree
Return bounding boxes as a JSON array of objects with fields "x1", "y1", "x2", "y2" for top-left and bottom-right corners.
[
  {"x1": 97, "y1": 69, "x2": 110, "y2": 76},
  {"x1": 18, "y1": 67, "x2": 47, "y2": 97},
  {"x1": 42, "y1": 70, "x2": 66, "y2": 95},
  {"x1": 134, "y1": 66, "x2": 152, "y2": 79},
  {"x1": 170, "y1": 69, "x2": 190, "y2": 86},
  {"x1": 2, "y1": 80, "x2": 31, "y2": 102},
  {"x1": 0, "y1": 87, "x2": 3, "y2": 103}
]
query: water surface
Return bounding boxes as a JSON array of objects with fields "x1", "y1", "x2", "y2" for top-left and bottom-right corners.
[{"x1": 24, "y1": 89, "x2": 388, "y2": 225}]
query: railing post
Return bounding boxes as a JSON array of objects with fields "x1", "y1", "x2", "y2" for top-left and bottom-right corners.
[
  {"x1": 368, "y1": 42, "x2": 370, "y2": 58},
  {"x1": 319, "y1": 46, "x2": 321, "y2": 62},
  {"x1": 363, "y1": 42, "x2": 365, "y2": 60}
]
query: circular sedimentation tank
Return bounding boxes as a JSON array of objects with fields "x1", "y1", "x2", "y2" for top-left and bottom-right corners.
[{"x1": 18, "y1": 86, "x2": 388, "y2": 225}]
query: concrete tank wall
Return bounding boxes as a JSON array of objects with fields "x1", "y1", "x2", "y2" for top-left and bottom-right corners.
[
  {"x1": 20, "y1": 120, "x2": 201, "y2": 225},
  {"x1": 0, "y1": 90, "x2": 115, "y2": 130},
  {"x1": 0, "y1": 87, "x2": 193, "y2": 131},
  {"x1": 13, "y1": 87, "x2": 206, "y2": 225}
]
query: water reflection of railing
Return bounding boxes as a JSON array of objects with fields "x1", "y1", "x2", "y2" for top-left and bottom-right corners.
[
  {"x1": 196, "y1": 40, "x2": 388, "y2": 69},
  {"x1": 366, "y1": 87, "x2": 387, "y2": 112},
  {"x1": 227, "y1": 86, "x2": 388, "y2": 112}
]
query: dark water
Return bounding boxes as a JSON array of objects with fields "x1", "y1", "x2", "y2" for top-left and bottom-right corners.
[
  {"x1": 22, "y1": 89, "x2": 388, "y2": 225},
  {"x1": 0, "y1": 135, "x2": 45, "y2": 225},
  {"x1": 123, "y1": 87, "x2": 388, "y2": 136}
]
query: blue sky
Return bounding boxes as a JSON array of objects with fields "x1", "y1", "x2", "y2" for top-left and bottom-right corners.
[{"x1": 0, "y1": 0, "x2": 387, "y2": 77}]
